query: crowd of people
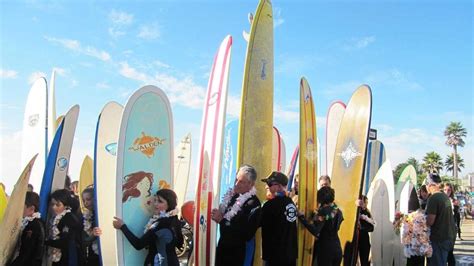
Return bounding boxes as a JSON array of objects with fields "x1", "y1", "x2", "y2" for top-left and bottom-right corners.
[{"x1": 0, "y1": 166, "x2": 466, "y2": 266}]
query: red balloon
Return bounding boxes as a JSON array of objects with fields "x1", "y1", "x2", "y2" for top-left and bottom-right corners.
[{"x1": 181, "y1": 200, "x2": 195, "y2": 226}]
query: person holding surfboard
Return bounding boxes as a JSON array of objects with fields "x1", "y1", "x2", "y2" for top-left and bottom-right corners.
[
  {"x1": 80, "y1": 187, "x2": 101, "y2": 266},
  {"x1": 356, "y1": 195, "x2": 375, "y2": 266},
  {"x1": 298, "y1": 186, "x2": 343, "y2": 266},
  {"x1": 113, "y1": 188, "x2": 183, "y2": 266},
  {"x1": 44, "y1": 189, "x2": 84, "y2": 265},
  {"x1": 425, "y1": 173, "x2": 456, "y2": 266},
  {"x1": 211, "y1": 165, "x2": 261, "y2": 266},
  {"x1": 260, "y1": 171, "x2": 298, "y2": 266},
  {"x1": 8, "y1": 191, "x2": 45, "y2": 266}
]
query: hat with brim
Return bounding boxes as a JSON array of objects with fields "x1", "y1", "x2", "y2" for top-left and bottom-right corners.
[{"x1": 261, "y1": 171, "x2": 288, "y2": 186}]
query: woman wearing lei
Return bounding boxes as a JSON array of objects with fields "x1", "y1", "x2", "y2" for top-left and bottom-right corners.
[
  {"x1": 113, "y1": 188, "x2": 183, "y2": 266},
  {"x1": 81, "y1": 187, "x2": 102, "y2": 266},
  {"x1": 45, "y1": 189, "x2": 84, "y2": 265},
  {"x1": 298, "y1": 186, "x2": 344, "y2": 266}
]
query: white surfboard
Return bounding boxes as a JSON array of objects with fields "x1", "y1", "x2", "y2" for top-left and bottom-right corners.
[
  {"x1": 325, "y1": 101, "x2": 345, "y2": 177},
  {"x1": 367, "y1": 160, "x2": 395, "y2": 266},
  {"x1": 21, "y1": 77, "x2": 48, "y2": 193},
  {"x1": 48, "y1": 69, "x2": 57, "y2": 152},
  {"x1": 174, "y1": 133, "x2": 192, "y2": 209},
  {"x1": 94, "y1": 101, "x2": 123, "y2": 266}
]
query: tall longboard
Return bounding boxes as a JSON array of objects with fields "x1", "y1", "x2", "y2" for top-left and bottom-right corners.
[
  {"x1": 174, "y1": 133, "x2": 192, "y2": 209},
  {"x1": 39, "y1": 105, "x2": 80, "y2": 218},
  {"x1": 116, "y1": 86, "x2": 173, "y2": 266},
  {"x1": 331, "y1": 85, "x2": 372, "y2": 265},
  {"x1": 194, "y1": 35, "x2": 232, "y2": 266},
  {"x1": 79, "y1": 155, "x2": 94, "y2": 210},
  {"x1": 48, "y1": 70, "x2": 58, "y2": 152},
  {"x1": 298, "y1": 78, "x2": 318, "y2": 266},
  {"x1": 0, "y1": 154, "x2": 38, "y2": 265},
  {"x1": 286, "y1": 145, "x2": 299, "y2": 192},
  {"x1": 94, "y1": 101, "x2": 123, "y2": 266},
  {"x1": 367, "y1": 161, "x2": 395, "y2": 266},
  {"x1": 237, "y1": 1, "x2": 273, "y2": 264},
  {"x1": 363, "y1": 140, "x2": 386, "y2": 194},
  {"x1": 326, "y1": 101, "x2": 345, "y2": 177},
  {"x1": 21, "y1": 77, "x2": 47, "y2": 193},
  {"x1": 272, "y1": 126, "x2": 286, "y2": 172},
  {"x1": 0, "y1": 185, "x2": 6, "y2": 223}
]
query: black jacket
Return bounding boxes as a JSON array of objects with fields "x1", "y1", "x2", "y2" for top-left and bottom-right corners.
[{"x1": 8, "y1": 217, "x2": 45, "y2": 266}]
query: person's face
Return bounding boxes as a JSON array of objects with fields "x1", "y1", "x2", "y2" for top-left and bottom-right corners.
[
  {"x1": 319, "y1": 178, "x2": 330, "y2": 188},
  {"x1": 265, "y1": 182, "x2": 281, "y2": 195},
  {"x1": 23, "y1": 204, "x2": 35, "y2": 218},
  {"x1": 234, "y1": 171, "x2": 253, "y2": 194},
  {"x1": 443, "y1": 186, "x2": 453, "y2": 197},
  {"x1": 153, "y1": 195, "x2": 168, "y2": 215},
  {"x1": 51, "y1": 199, "x2": 66, "y2": 215},
  {"x1": 82, "y1": 192, "x2": 94, "y2": 210},
  {"x1": 420, "y1": 189, "x2": 429, "y2": 200}
]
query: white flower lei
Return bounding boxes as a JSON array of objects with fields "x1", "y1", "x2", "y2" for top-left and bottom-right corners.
[
  {"x1": 219, "y1": 187, "x2": 256, "y2": 222},
  {"x1": 83, "y1": 209, "x2": 99, "y2": 255},
  {"x1": 143, "y1": 208, "x2": 179, "y2": 233},
  {"x1": 50, "y1": 207, "x2": 71, "y2": 262},
  {"x1": 21, "y1": 212, "x2": 41, "y2": 232}
]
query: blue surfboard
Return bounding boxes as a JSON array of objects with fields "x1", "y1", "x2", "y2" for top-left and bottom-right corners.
[{"x1": 363, "y1": 140, "x2": 386, "y2": 195}]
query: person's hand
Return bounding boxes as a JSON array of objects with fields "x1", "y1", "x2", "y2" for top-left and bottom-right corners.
[
  {"x1": 297, "y1": 210, "x2": 304, "y2": 217},
  {"x1": 113, "y1": 217, "x2": 124, "y2": 229},
  {"x1": 211, "y1": 209, "x2": 223, "y2": 223},
  {"x1": 93, "y1": 227, "x2": 102, "y2": 236}
]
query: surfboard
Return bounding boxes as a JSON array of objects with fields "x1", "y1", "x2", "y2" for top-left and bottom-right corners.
[
  {"x1": 94, "y1": 101, "x2": 123, "y2": 266},
  {"x1": 367, "y1": 160, "x2": 395, "y2": 266},
  {"x1": 174, "y1": 133, "x2": 192, "y2": 210},
  {"x1": 325, "y1": 101, "x2": 345, "y2": 177},
  {"x1": 21, "y1": 77, "x2": 47, "y2": 193},
  {"x1": 280, "y1": 133, "x2": 286, "y2": 173},
  {"x1": 298, "y1": 77, "x2": 318, "y2": 266},
  {"x1": 363, "y1": 140, "x2": 386, "y2": 194},
  {"x1": 79, "y1": 155, "x2": 93, "y2": 211},
  {"x1": 0, "y1": 154, "x2": 38, "y2": 265},
  {"x1": 48, "y1": 70, "x2": 58, "y2": 153},
  {"x1": 272, "y1": 126, "x2": 284, "y2": 172},
  {"x1": 116, "y1": 86, "x2": 173, "y2": 266},
  {"x1": 286, "y1": 145, "x2": 299, "y2": 192},
  {"x1": 0, "y1": 185, "x2": 6, "y2": 223},
  {"x1": 39, "y1": 105, "x2": 80, "y2": 218},
  {"x1": 193, "y1": 35, "x2": 232, "y2": 266},
  {"x1": 393, "y1": 164, "x2": 417, "y2": 266},
  {"x1": 331, "y1": 85, "x2": 372, "y2": 265},
  {"x1": 237, "y1": 1, "x2": 273, "y2": 264}
]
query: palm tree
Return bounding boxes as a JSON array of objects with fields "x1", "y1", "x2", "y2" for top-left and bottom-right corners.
[
  {"x1": 445, "y1": 154, "x2": 465, "y2": 176},
  {"x1": 406, "y1": 157, "x2": 423, "y2": 175},
  {"x1": 444, "y1": 122, "x2": 467, "y2": 178},
  {"x1": 422, "y1": 151, "x2": 443, "y2": 174}
]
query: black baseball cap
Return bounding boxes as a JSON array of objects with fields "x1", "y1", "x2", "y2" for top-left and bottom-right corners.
[{"x1": 261, "y1": 171, "x2": 288, "y2": 186}]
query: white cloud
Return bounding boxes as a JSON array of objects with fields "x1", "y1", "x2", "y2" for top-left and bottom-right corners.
[
  {"x1": 322, "y1": 80, "x2": 362, "y2": 96},
  {"x1": 226, "y1": 94, "x2": 242, "y2": 118},
  {"x1": 28, "y1": 71, "x2": 47, "y2": 84},
  {"x1": 52, "y1": 67, "x2": 67, "y2": 76},
  {"x1": 45, "y1": 36, "x2": 111, "y2": 61},
  {"x1": 108, "y1": 28, "x2": 126, "y2": 38},
  {"x1": 71, "y1": 79, "x2": 78, "y2": 87},
  {"x1": 96, "y1": 82, "x2": 110, "y2": 89},
  {"x1": 0, "y1": 69, "x2": 18, "y2": 79},
  {"x1": 274, "y1": 7, "x2": 285, "y2": 28},
  {"x1": 108, "y1": 9, "x2": 133, "y2": 25},
  {"x1": 154, "y1": 60, "x2": 170, "y2": 69},
  {"x1": 137, "y1": 23, "x2": 160, "y2": 40},
  {"x1": 344, "y1": 36, "x2": 376, "y2": 50},
  {"x1": 274, "y1": 104, "x2": 298, "y2": 123}
]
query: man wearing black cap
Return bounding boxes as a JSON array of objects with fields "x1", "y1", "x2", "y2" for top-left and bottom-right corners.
[
  {"x1": 260, "y1": 171, "x2": 298, "y2": 266},
  {"x1": 425, "y1": 173, "x2": 456, "y2": 265}
]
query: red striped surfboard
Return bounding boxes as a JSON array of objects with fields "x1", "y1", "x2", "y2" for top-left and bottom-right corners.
[{"x1": 193, "y1": 35, "x2": 232, "y2": 266}]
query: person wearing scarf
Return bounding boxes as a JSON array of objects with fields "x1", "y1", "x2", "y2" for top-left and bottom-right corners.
[
  {"x1": 8, "y1": 191, "x2": 45, "y2": 266},
  {"x1": 113, "y1": 188, "x2": 183, "y2": 266},
  {"x1": 45, "y1": 189, "x2": 84, "y2": 266},
  {"x1": 298, "y1": 186, "x2": 344, "y2": 266},
  {"x1": 261, "y1": 171, "x2": 298, "y2": 266},
  {"x1": 80, "y1": 187, "x2": 101, "y2": 266},
  {"x1": 211, "y1": 164, "x2": 262, "y2": 266}
]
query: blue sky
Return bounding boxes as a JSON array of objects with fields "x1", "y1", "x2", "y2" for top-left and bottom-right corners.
[{"x1": 1, "y1": 0, "x2": 472, "y2": 194}]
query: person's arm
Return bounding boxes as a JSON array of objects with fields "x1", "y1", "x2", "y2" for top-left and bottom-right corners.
[
  {"x1": 244, "y1": 201, "x2": 261, "y2": 241},
  {"x1": 120, "y1": 224, "x2": 154, "y2": 250},
  {"x1": 426, "y1": 214, "x2": 436, "y2": 227},
  {"x1": 298, "y1": 212, "x2": 324, "y2": 238}
]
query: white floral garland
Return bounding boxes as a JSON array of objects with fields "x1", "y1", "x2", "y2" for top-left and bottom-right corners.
[
  {"x1": 83, "y1": 209, "x2": 99, "y2": 255},
  {"x1": 50, "y1": 207, "x2": 71, "y2": 262},
  {"x1": 219, "y1": 187, "x2": 256, "y2": 222},
  {"x1": 21, "y1": 212, "x2": 41, "y2": 232},
  {"x1": 144, "y1": 208, "x2": 179, "y2": 233}
]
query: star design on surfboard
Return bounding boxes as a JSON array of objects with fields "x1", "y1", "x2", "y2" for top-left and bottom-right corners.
[{"x1": 337, "y1": 141, "x2": 362, "y2": 168}]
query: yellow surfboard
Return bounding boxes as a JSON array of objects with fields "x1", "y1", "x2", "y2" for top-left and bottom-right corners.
[
  {"x1": 79, "y1": 155, "x2": 94, "y2": 211},
  {"x1": 298, "y1": 78, "x2": 318, "y2": 266},
  {"x1": 0, "y1": 184, "x2": 7, "y2": 223},
  {"x1": 237, "y1": 0, "x2": 273, "y2": 265},
  {"x1": 0, "y1": 154, "x2": 38, "y2": 265},
  {"x1": 331, "y1": 85, "x2": 372, "y2": 265}
]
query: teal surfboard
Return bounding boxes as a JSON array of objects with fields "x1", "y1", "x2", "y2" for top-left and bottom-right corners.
[{"x1": 116, "y1": 86, "x2": 173, "y2": 266}]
